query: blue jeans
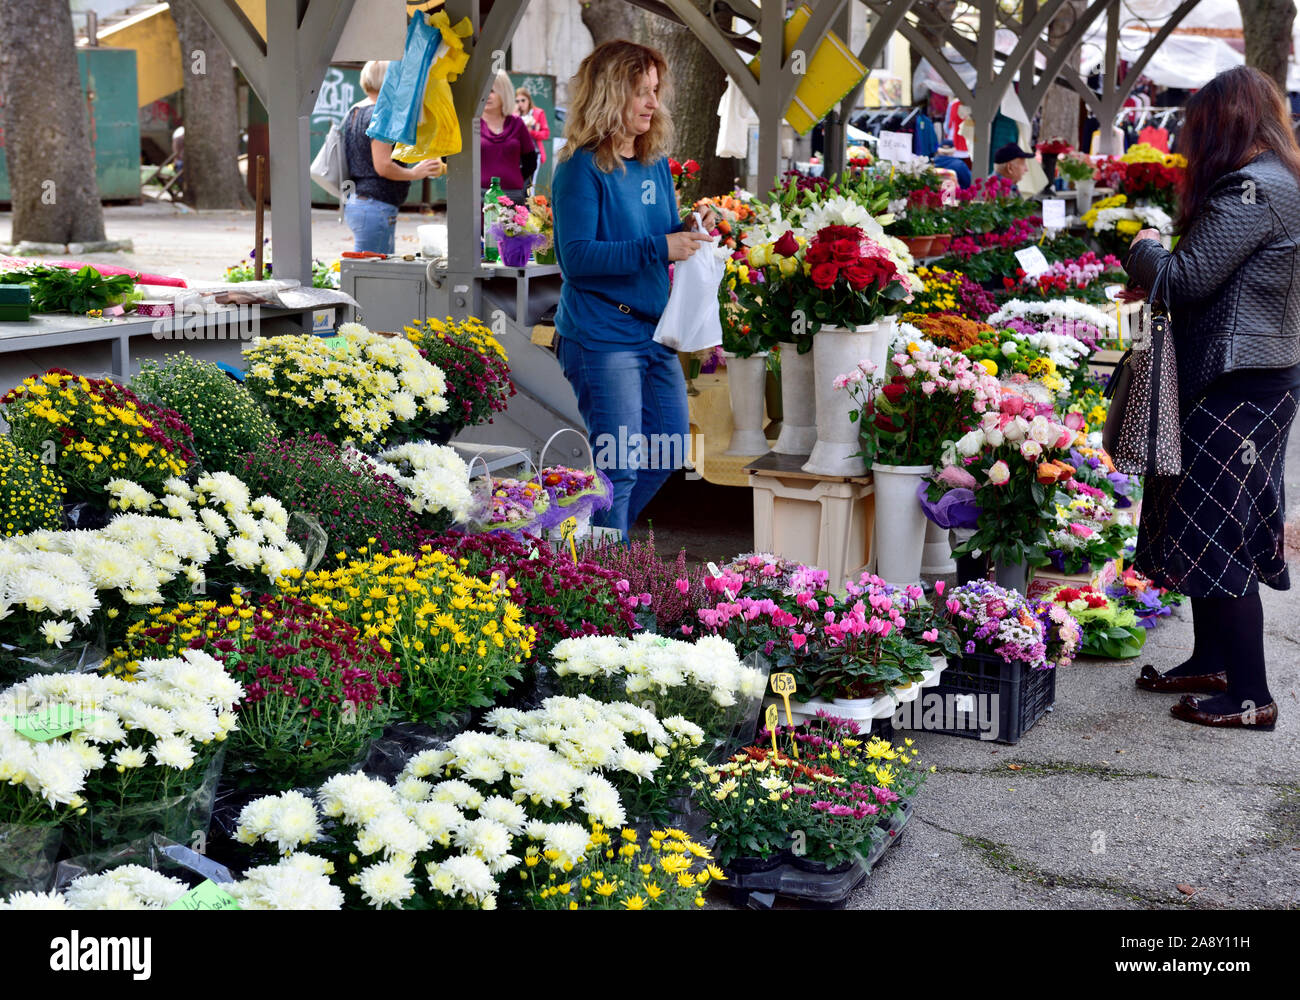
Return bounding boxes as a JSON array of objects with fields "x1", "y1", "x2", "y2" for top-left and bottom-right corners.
[
  {"x1": 344, "y1": 194, "x2": 398, "y2": 254},
  {"x1": 556, "y1": 336, "x2": 690, "y2": 539}
]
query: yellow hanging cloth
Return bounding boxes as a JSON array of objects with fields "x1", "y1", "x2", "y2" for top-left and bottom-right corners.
[{"x1": 392, "y1": 12, "x2": 473, "y2": 163}]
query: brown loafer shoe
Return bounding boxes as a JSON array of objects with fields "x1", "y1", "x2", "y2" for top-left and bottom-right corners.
[
  {"x1": 1135, "y1": 664, "x2": 1229, "y2": 693},
  {"x1": 1170, "y1": 696, "x2": 1278, "y2": 731}
]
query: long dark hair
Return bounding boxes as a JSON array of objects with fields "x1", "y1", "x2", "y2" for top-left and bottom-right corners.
[{"x1": 1177, "y1": 66, "x2": 1300, "y2": 234}]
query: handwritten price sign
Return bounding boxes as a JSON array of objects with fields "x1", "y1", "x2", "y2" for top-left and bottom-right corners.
[
  {"x1": 769, "y1": 673, "x2": 799, "y2": 758},
  {"x1": 558, "y1": 516, "x2": 579, "y2": 564},
  {"x1": 167, "y1": 880, "x2": 240, "y2": 911},
  {"x1": 4, "y1": 704, "x2": 97, "y2": 742},
  {"x1": 765, "y1": 703, "x2": 779, "y2": 754}
]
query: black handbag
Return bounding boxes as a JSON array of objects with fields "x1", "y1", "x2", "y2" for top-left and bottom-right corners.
[{"x1": 1102, "y1": 271, "x2": 1182, "y2": 477}]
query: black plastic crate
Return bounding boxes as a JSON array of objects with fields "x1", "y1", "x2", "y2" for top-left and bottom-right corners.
[{"x1": 895, "y1": 652, "x2": 1056, "y2": 745}]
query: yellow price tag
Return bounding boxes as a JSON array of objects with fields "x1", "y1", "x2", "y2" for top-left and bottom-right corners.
[
  {"x1": 558, "y1": 516, "x2": 578, "y2": 565},
  {"x1": 765, "y1": 703, "x2": 779, "y2": 754},
  {"x1": 769, "y1": 673, "x2": 798, "y2": 757}
]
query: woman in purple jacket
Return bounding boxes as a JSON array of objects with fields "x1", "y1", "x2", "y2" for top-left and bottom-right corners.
[{"x1": 480, "y1": 71, "x2": 536, "y2": 204}]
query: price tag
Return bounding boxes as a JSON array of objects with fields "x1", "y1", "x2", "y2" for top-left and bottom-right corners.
[
  {"x1": 166, "y1": 880, "x2": 240, "y2": 911},
  {"x1": 878, "y1": 130, "x2": 913, "y2": 163},
  {"x1": 1042, "y1": 198, "x2": 1067, "y2": 231},
  {"x1": 765, "y1": 703, "x2": 780, "y2": 754},
  {"x1": 1014, "y1": 245, "x2": 1050, "y2": 279},
  {"x1": 1103, "y1": 283, "x2": 1124, "y2": 302},
  {"x1": 769, "y1": 673, "x2": 798, "y2": 757},
  {"x1": 4, "y1": 704, "x2": 96, "y2": 742},
  {"x1": 558, "y1": 515, "x2": 579, "y2": 565},
  {"x1": 705, "y1": 562, "x2": 723, "y2": 578},
  {"x1": 317, "y1": 335, "x2": 349, "y2": 354}
]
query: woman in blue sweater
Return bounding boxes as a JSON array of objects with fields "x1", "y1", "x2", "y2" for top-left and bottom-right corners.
[{"x1": 552, "y1": 40, "x2": 714, "y2": 539}]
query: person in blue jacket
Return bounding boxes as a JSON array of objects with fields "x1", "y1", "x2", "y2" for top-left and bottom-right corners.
[{"x1": 551, "y1": 40, "x2": 715, "y2": 539}]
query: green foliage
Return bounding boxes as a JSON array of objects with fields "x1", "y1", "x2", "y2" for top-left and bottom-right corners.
[{"x1": 131, "y1": 354, "x2": 278, "y2": 474}]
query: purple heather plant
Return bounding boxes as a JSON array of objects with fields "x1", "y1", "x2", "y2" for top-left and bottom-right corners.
[{"x1": 239, "y1": 434, "x2": 420, "y2": 554}]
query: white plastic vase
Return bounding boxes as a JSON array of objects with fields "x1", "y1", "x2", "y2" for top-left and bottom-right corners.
[
  {"x1": 867, "y1": 315, "x2": 898, "y2": 385},
  {"x1": 921, "y1": 518, "x2": 957, "y2": 575},
  {"x1": 723, "y1": 351, "x2": 770, "y2": 456},
  {"x1": 772, "y1": 344, "x2": 817, "y2": 454},
  {"x1": 1074, "y1": 179, "x2": 1094, "y2": 213},
  {"x1": 802, "y1": 324, "x2": 877, "y2": 477},
  {"x1": 870, "y1": 462, "x2": 933, "y2": 586}
]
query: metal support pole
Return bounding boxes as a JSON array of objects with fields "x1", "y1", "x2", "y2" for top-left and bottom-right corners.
[
  {"x1": 756, "y1": 0, "x2": 786, "y2": 192},
  {"x1": 266, "y1": 0, "x2": 313, "y2": 293},
  {"x1": 821, "y1": 5, "x2": 852, "y2": 178},
  {"x1": 1097, "y1": 0, "x2": 1120, "y2": 155}
]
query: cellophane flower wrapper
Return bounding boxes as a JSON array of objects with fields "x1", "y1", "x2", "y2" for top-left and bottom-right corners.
[
  {"x1": 545, "y1": 467, "x2": 613, "y2": 521},
  {"x1": 52, "y1": 833, "x2": 235, "y2": 893},
  {"x1": 916, "y1": 481, "x2": 979, "y2": 530},
  {"x1": 0, "y1": 822, "x2": 62, "y2": 895},
  {"x1": 0, "y1": 640, "x2": 105, "y2": 689},
  {"x1": 63, "y1": 747, "x2": 226, "y2": 857}
]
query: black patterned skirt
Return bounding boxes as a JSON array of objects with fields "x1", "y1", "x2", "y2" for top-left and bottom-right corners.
[{"x1": 1134, "y1": 371, "x2": 1299, "y2": 598}]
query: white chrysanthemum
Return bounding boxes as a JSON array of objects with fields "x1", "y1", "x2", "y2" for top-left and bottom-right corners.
[
  {"x1": 363, "y1": 808, "x2": 433, "y2": 860},
  {"x1": 477, "y1": 795, "x2": 528, "y2": 834},
  {"x1": 406, "y1": 800, "x2": 464, "y2": 846},
  {"x1": 0, "y1": 890, "x2": 70, "y2": 910},
  {"x1": 229, "y1": 856, "x2": 343, "y2": 910},
  {"x1": 542, "y1": 822, "x2": 590, "y2": 865},
  {"x1": 318, "y1": 772, "x2": 396, "y2": 825},
  {"x1": 577, "y1": 775, "x2": 626, "y2": 828},
  {"x1": 150, "y1": 736, "x2": 196, "y2": 770},
  {"x1": 455, "y1": 817, "x2": 513, "y2": 862},
  {"x1": 426, "y1": 853, "x2": 497, "y2": 901},
  {"x1": 428, "y1": 779, "x2": 486, "y2": 811},
  {"x1": 356, "y1": 859, "x2": 415, "y2": 909},
  {"x1": 403, "y1": 748, "x2": 455, "y2": 778},
  {"x1": 64, "y1": 866, "x2": 188, "y2": 910},
  {"x1": 393, "y1": 776, "x2": 431, "y2": 802}
]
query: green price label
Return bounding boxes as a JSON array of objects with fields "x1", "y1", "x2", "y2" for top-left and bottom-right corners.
[
  {"x1": 318, "y1": 335, "x2": 349, "y2": 354},
  {"x1": 4, "y1": 704, "x2": 97, "y2": 742},
  {"x1": 167, "y1": 880, "x2": 240, "y2": 911}
]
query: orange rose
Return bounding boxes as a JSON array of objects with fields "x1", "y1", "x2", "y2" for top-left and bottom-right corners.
[
  {"x1": 1036, "y1": 462, "x2": 1062, "y2": 485},
  {"x1": 1055, "y1": 461, "x2": 1076, "y2": 482}
]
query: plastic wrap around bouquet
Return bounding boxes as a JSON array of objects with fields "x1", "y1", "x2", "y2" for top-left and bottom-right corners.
[
  {"x1": 916, "y1": 476, "x2": 979, "y2": 530},
  {"x1": 488, "y1": 224, "x2": 546, "y2": 267},
  {"x1": 537, "y1": 429, "x2": 612, "y2": 540}
]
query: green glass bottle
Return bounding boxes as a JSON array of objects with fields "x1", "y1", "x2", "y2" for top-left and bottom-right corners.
[{"x1": 483, "y1": 177, "x2": 505, "y2": 263}]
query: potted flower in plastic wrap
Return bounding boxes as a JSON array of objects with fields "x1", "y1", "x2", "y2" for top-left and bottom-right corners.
[
  {"x1": 928, "y1": 386, "x2": 1081, "y2": 592},
  {"x1": 842, "y1": 342, "x2": 1000, "y2": 585}
]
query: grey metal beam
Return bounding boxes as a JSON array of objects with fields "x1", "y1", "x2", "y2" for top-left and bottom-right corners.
[
  {"x1": 443, "y1": 0, "x2": 530, "y2": 318},
  {"x1": 856, "y1": 0, "x2": 916, "y2": 76},
  {"x1": 265, "y1": 0, "x2": 315, "y2": 290},
  {"x1": 662, "y1": 0, "x2": 761, "y2": 108},
  {"x1": 1017, "y1": 0, "x2": 1115, "y2": 117},
  {"x1": 189, "y1": 0, "x2": 270, "y2": 105},
  {"x1": 822, "y1": 4, "x2": 853, "y2": 177},
  {"x1": 755, "y1": 0, "x2": 786, "y2": 192},
  {"x1": 296, "y1": 0, "x2": 356, "y2": 117}
]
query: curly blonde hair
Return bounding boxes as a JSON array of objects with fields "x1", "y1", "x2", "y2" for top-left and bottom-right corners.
[{"x1": 558, "y1": 39, "x2": 673, "y2": 173}]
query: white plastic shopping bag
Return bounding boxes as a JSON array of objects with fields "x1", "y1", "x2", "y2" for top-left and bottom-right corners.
[{"x1": 654, "y1": 213, "x2": 726, "y2": 352}]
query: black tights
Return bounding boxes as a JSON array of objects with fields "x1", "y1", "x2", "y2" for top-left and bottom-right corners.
[{"x1": 1165, "y1": 593, "x2": 1273, "y2": 711}]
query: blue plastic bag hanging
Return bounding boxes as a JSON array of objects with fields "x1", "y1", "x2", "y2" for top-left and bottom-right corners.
[{"x1": 367, "y1": 13, "x2": 440, "y2": 147}]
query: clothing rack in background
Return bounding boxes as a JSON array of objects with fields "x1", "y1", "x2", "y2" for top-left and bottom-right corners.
[{"x1": 1113, "y1": 106, "x2": 1181, "y2": 129}]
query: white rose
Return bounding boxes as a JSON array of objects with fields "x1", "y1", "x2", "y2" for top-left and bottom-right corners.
[
  {"x1": 985, "y1": 427, "x2": 1004, "y2": 448},
  {"x1": 1028, "y1": 416, "x2": 1053, "y2": 444},
  {"x1": 1004, "y1": 417, "x2": 1028, "y2": 443},
  {"x1": 955, "y1": 430, "x2": 985, "y2": 457},
  {"x1": 1020, "y1": 440, "x2": 1043, "y2": 459}
]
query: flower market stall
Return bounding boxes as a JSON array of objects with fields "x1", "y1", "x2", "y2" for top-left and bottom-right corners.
[{"x1": 0, "y1": 130, "x2": 1201, "y2": 913}]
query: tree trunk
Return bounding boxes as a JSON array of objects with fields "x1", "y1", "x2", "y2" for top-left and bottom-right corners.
[
  {"x1": 1238, "y1": 0, "x2": 1298, "y2": 91},
  {"x1": 0, "y1": 0, "x2": 105, "y2": 243},
  {"x1": 580, "y1": 0, "x2": 736, "y2": 196},
  {"x1": 1038, "y1": 1, "x2": 1086, "y2": 147},
  {"x1": 169, "y1": 0, "x2": 253, "y2": 209}
]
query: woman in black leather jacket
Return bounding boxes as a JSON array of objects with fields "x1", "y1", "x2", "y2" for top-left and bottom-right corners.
[{"x1": 1124, "y1": 67, "x2": 1300, "y2": 731}]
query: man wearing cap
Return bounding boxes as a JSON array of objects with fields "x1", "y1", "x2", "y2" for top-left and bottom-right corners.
[{"x1": 992, "y1": 143, "x2": 1033, "y2": 184}]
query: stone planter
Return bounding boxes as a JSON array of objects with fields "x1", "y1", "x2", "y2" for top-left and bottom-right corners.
[
  {"x1": 870, "y1": 462, "x2": 933, "y2": 586},
  {"x1": 772, "y1": 343, "x2": 817, "y2": 455},
  {"x1": 802, "y1": 325, "x2": 879, "y2": 477},
  {"x1": 723, "y1": 351, "x2": 770, "y2": 456}
]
